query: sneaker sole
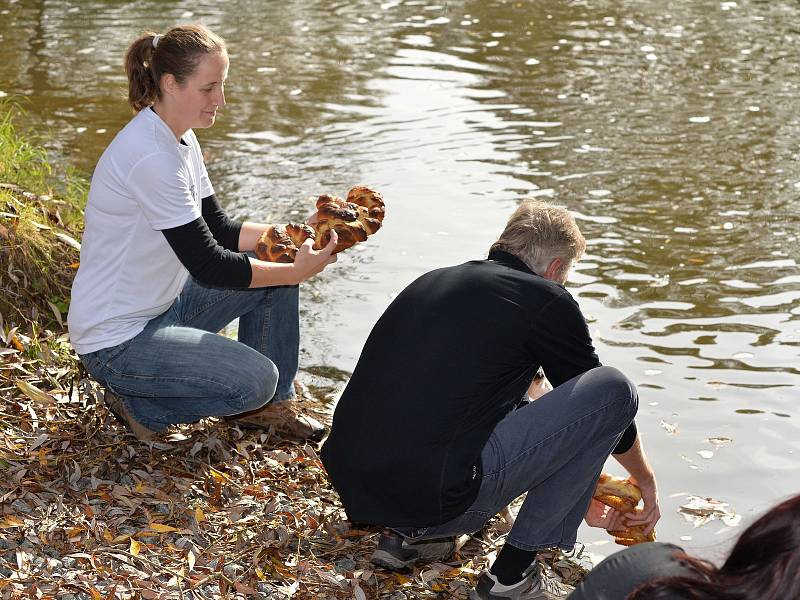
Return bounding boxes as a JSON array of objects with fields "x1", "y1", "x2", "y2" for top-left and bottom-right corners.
[
  {"x1": 371, "y1": 541, "x2": 456, "y2": 571},
  {"x1": 370, "y1": 549, "x2": 419, "y2": 571}
]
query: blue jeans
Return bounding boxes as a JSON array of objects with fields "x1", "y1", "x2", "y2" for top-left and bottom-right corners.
[
  {"x1": 399, "y1": 367, "x2": 638, "y2": 552},
  {"x1": 79, "y1": 276, "x2": 299, "y2": 432}
]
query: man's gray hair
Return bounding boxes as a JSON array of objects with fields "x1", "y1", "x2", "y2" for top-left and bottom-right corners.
[{"x1": 489, "y1": 200, "x2": 586, "y2": 277}]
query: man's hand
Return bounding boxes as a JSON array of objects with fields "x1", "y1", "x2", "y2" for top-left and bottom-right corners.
[
  {"x1": 612, "y1": 434, "x2": 661, "y2": 535},
  {"x1": 584, "y1": 498, "x2": 627, "y2": 531},
  {"x1": 292, "y1": 230, "x2": 337, "y2": 283},
  {"x1": 622, "y1": 475, "x2": 660, "y2": 535}
]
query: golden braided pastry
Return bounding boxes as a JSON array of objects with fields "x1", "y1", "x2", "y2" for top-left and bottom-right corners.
[
  {"x1": 254, "y1": 186, "x2": 385, "y2": 262},
  {"x1": 313, "y1": 186, "x2": 385, "y2": 253},
  {"x1": 593, "y1": 473, "x2": 656, "y2": 546},
  {"x1": 255, "y1": 223, "x2": 315, "y2": 263},
  {"x1": 609, "y1": 514, "x2": 656, "y2": 546}
]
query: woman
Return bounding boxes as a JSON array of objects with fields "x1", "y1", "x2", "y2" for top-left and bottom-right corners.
[
  {"x1": 570, "y1": 493, "x2": 800, "y2": 600},
  {"x1": 68, "y1": 24, "x2": 337, "y2": 442}
]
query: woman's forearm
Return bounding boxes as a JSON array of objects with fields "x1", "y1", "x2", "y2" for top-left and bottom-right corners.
[
  {"x1": 238, "y1": 221, "x2": 269, "y2": 252},
  {"x1": 248, "y1": 257, "x2": 299, "y2": 287}
]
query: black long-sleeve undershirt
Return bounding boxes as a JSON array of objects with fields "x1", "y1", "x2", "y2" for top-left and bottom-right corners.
[
  {"x1": 161, "y1": 194, "x2": 252, "y2": 288},
  {"x1": 201, "y1": 193, "x2": 241, "y2": 251}
]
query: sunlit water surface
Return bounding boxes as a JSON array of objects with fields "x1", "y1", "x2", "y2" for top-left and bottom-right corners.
[{"x1": 2, "y1": 0, "x2": 799, "y2": 560}]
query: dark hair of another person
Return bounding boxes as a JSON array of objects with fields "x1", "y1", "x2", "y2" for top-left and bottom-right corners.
[
  {"x1": 123, "y1": 24, "x2": 226, "y2": 112},
  {"x1": 628, "y1": 493, "x2": 800, "y2": 600}
]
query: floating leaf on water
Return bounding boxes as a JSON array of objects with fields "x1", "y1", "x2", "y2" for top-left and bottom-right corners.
[
  {"x1": 660, "y1": 420, "x2": 679, "y2": 435},
  {"x1": 721, "y1": 513, "x2": 742, "y2": 527},
  {"x1": 707, "y1": 437, "x2": 732, "y2": 447},
  {"x1": 679, "y1": 496, "x2": 739, "y2": 528}
]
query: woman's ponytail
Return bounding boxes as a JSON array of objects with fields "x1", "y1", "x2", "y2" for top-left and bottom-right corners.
[{"x1": 124, "y1": 33, "x2": 160, "y2": 112}]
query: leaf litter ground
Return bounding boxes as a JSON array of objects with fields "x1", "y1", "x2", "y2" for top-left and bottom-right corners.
[
  {"x1": 0, "y1": 179, "x2": 588, "y2": 599},
  {"x1": 0, "y1": 356, "x2": 589, "y2": 599}
]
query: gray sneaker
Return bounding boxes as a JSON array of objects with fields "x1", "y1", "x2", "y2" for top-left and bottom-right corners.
[
  {"x1": 103, "y1": 389, "x2": 157, "y2": 441},
  {"x1": 470, "y1": 564, "x2": 574, "y2": 600},
  {"x1": 370, "y1": 529, "x2": 455, "y2": 570}
]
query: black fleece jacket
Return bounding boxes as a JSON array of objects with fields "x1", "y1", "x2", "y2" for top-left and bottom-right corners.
[{"x1": 321, "y1": 250, "x2": 637, "y2": 527}]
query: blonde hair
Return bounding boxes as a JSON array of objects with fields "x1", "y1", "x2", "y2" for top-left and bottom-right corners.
[
  {"x1": 490, "y1": 200, "x2": 586, "y2": 277},
  {"x1": 124, "y1": 24, "x2": 227, "y2": 112}
]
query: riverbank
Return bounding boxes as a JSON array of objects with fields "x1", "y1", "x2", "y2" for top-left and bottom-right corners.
[{"x1": 0, "y1": 104, "x2": 587, "y2": 599}]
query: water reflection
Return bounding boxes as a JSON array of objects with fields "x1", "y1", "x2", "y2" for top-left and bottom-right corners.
[{"x1": 2, "y1": 0, "x2": 799, "y2": 556}]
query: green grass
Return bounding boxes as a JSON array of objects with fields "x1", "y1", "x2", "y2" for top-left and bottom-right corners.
[{"x1": 0, "y1": 99, "x2": 88, "y2": 339}]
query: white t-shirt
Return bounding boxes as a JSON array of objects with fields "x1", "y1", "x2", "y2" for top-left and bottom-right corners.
[{"x1": 68, "y1": 107, "x2": 214, "y2": 355}]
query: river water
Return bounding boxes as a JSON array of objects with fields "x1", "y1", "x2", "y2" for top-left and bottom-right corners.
[{"x1": 2, "y1": 0, "x2": 798, "y2": 562}]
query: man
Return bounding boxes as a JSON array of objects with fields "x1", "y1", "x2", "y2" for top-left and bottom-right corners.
[{"x1": 321, "y1": 200, "x2": 660, "y2": 599}]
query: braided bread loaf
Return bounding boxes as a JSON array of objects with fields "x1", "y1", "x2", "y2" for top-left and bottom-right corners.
[
  {"x1": 254, "y1": 186, "x2": 385, "y2": 262},
  {"x1": 255, "y1": 223, "x2": 315, "y2": 263},
  {"x1": 313, "y1": 185, "x2": 385, "y2": 253},
  {"x1": 593, "y1": 473, "x2": 656, "y2": 546}
]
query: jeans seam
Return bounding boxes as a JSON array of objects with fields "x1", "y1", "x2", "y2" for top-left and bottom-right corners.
[
  {"x1": 482, "y1": 431, "x2": 506, "y2": 477},
  {"x1": 259, "y1": 288, "x2": 272, "y2": 362},
  {"x1": 181, "y1": 287, "x2": 238, "y2": 325},
  {"x1": 490, "y1": 397, "x2": 628, "y2": 476}
]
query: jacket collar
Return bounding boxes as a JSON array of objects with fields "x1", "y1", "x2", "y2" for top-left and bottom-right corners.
[{"x1": 487, "y1": 249, "x2": 537, "y2": 276}]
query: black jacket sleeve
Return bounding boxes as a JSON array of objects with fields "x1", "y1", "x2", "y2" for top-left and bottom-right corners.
[
  {"x1": 201, "y1": 193, "x2": 242, "y2": 251},
  {"x1": 530, "y1": 291, "x2": 601, "y2": 388},
  {"x1": 531, "y1": 291, "x2": 637, "y2": 455},
  {"x1": 613, "y1": 420, "x2": 637, "y2": 455},
  {"x1": 161, "y1": 217, "x2": 252, "y2": 288}
]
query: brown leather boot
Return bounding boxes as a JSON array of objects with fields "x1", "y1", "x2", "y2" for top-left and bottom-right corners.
[
  {"x1": 103, "y1": 389, "x2": 157, "y2": 441},
  {"x1": 228, "y1": 399, "x2": 326, "y2": 442}
]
